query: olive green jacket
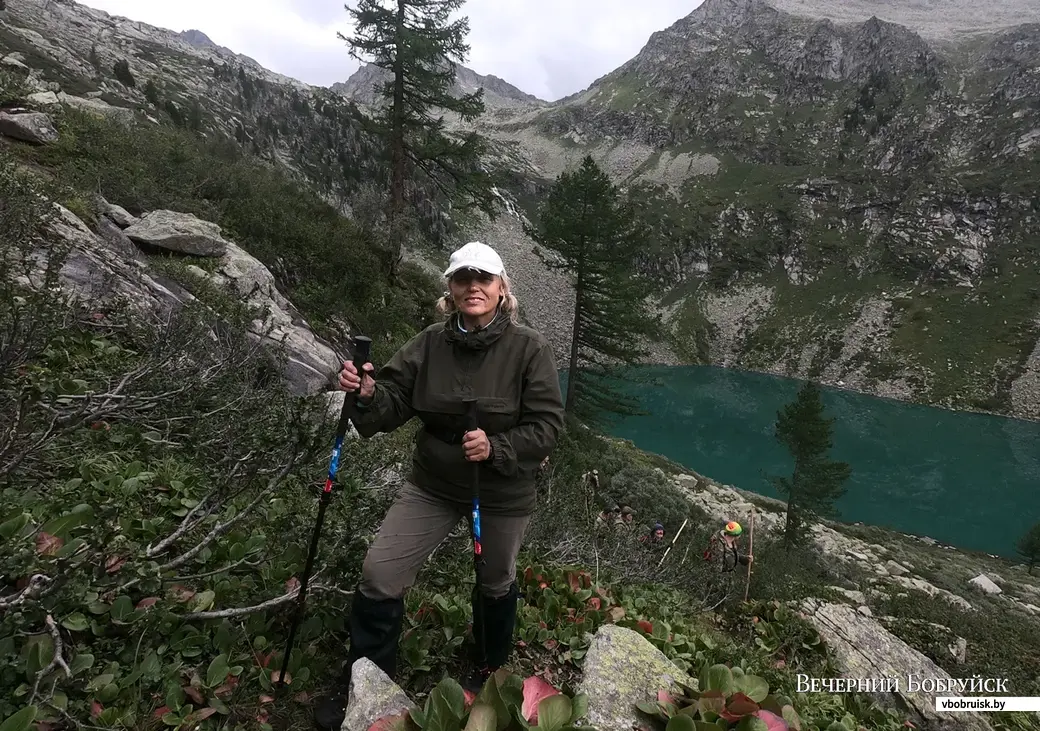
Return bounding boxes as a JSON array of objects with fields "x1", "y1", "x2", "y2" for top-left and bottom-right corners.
[{"x1": 350, "y1": 312, "x2": 565, "y2": 515}]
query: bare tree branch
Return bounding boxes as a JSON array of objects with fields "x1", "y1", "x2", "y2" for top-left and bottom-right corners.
[
  {"x1": 181, "y1": 583, "x2": 352, "y2": 621},
  {"x1": 30, "y1": 614, "x2": 71, "y2": 703},
  {"x1": 159, "y1": 457, "x2": 299, "y2": 572},
  {"x1": 0, "y1": 574, "x2": 54, "y2": 612}
]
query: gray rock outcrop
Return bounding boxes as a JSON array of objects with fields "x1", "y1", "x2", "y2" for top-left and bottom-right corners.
[
  {"x1": 342, "y1": 658, "x2": 415, "y2": 731},
  {"x1": 803, "y1": 599, "x2": 992, "y2": 731},
  {"x1": 123, "y1": 210, "x2": 229, "y2": 257},
  {"x1": 968, "y1": 573, "x2": 1002, "y2": 595},
  {"x1": 36, "y1": 202, "x2": 340, "y2": 396},
  {"x1": 577, "y1": 624, "x2": 694, "y2": 731},
  {"x1": 0, "y1": 110, "x2": 58, "y2": 143}
]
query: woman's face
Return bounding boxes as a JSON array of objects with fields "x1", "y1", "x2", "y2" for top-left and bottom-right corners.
[{"x1": 449, "y1": 268, "x2": 502, "y2": 322}]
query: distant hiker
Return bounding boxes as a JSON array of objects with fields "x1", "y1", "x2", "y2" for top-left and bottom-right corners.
[
  {"x1": 581, "y1": 469, "x2": 600, "y2": 526},
  {"x1": 315, "y1": 241, "x2": 565, "y2": 730},
  {"x1": 641, "y1": 522, "x2": 666, "y2": 545},
  {"x1": 703, "y1": 520, "x2": 753, "y2": 573},
  {"x1": 596, "y1": 504, "x2": 619, "y2": 529},
  {"x1": 702, "y1": 521, "x2": 753, "y2": 605},
  {"x1": 619, "y1": 505, "x2": 636, "y2": 529}
]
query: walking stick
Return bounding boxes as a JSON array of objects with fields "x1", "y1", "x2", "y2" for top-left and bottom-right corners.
[
  {"x1": 277, "y1": 335, "x2": 372, "y2": 688},
  {"x1": 464, "y1": 399, "x2": 487, "y2": 668},
  {"x1": 743, "y1": 506, "x2": 755, "y2": 602},
  {"x1": 657, "y1": 517, "x2": 690, "y2": 568}
]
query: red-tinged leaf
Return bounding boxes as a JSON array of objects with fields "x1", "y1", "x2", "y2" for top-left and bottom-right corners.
[
  {"x1": 367, "y1": 709, "x2": 411, "y2": 731},
  {"x1": 36, "y1": 532, "x2": 63, "y2": 556},
  {"x1": 636, "y1": 619, "x2": 653, "y2": 634},
  {"x1": 256, "y1": 652, "x2": 272, "y2": 668},
  {"x1": 183, "y1": 686, "x2": 205, "y2": 705},
  {"x1": 463, "y1": 689, "x2": 476, "y2": 708},
  {"x1": 170, "y1": 585, "x2": 195, "y2": 602},
  {"x1": 270, "y1": 670, "x2": 291, "y2": 684},
  {"x1": 257, "y1": 710, "x2": 269, "y2": 724},
  {"x1": 105, "y1": 555, "x2": 126, "y2": 573},
  {"x1": 189, "y1": 708, "x2": 218, "y2": 723},
  {"x1": 259, "y1": 695, "x2": 275, "y2": 704},
  {"x1": 587, "y1": 597, "x2": 601, "y2": 610},
  {"x1": 286, "y1": 576, "x2": 301, "y2": 593},
  {"x1": 579, "y1": 570, "x2": 592, "y2": 588},
  {"x1": 566, "y1": 571, "x2": 581, "y2": 592},
  {"x1": 294, "y1": 691, "x2": 311, "y2": 703},
  {"x1": 136, "y1": 597, "x2": 159, "y2": 609},
  {"x1": 35, "y1": 722, "x2": 60, "y2": 731},
  {"x1": 517, "y1": 640, "x2": 527, "y2": 648},
  {"x1": 720, "y1": 693, "x2": 760, "y2": 720},
  {"x1": 152, "y1": 706, "x2": 171, "y2": 719},
  {"x1": 524, "y1": 567, "x2": 533, "y2": 585},
  {"x1": 754, "y1": 710, "x2": 789, "y2": 731},
  {"x1": 658, "y1": 690, "x2": 675, "y2": 704},
  {"x1": 521, "y1": 675, "x2": 560, "y2": 723},
  {"x1": 91, "y1": 701, "x2": 103, "y2": 718},
  {"x1": 543, "y1": 639, "x2": 558, "y2": 651}
]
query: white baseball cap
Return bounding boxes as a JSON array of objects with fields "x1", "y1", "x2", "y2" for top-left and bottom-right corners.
[{"x1": 443, "y1": 241, "x2": 505, "y2": 278}]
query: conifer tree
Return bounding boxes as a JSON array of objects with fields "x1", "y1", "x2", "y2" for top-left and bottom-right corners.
[
  {"x1": 525, "y1": 155, "x2": 662, "y2": 426},
  {"x1": 1017, "y1": 522, "x2": 1040, "y2": 575},
  {"x1": 770, "y1": 381, "x2": 852, "y2": 547},
  {"x1": 340, "y1": 0, "x2": 496, "y2": 278}
]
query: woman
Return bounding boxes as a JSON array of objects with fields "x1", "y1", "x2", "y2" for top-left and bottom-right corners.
[{"x1": 315, "y1": 241, "x2": 565, "y2": 730}]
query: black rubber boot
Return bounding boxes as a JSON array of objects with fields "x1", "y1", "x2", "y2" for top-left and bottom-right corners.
[
  {"x1": 463, "y1": 582, "x2": 519, "y2": 693},
  {"x1": 314, "y1": 591, "x2": 405, "y2": 731}
]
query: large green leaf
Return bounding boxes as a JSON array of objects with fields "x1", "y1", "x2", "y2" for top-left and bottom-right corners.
[
  {"x1": 206, "y1": 654, "x2": 230, "y2": 688},
  {"x1": 0, "y1": 707, "x2": 37, "y2": 731},
  {"x1": 39, "y1": 505, "x2": 93, "y2": 538},
  {"x1": 666, "y1": 715, "x2": 697, "y2": 731},
  {"x1": 61, "y1": 613, "x2": 89, "y2": 632},
  {"x1": 536, "y1": 696, "x2": 572, "y2": 731},
  {"x1": 704, "y1": 665, "x2": 734, "y2": 694},
  {"x1": 735, "y1": 718, "x2": 769, "y2": 731},
  {"x1": 739, "y1": 675, "x2": 769, "y2": 703},
  {"x1": 464, "y1": 704, "x2": 497, "y2": 731},
  {"x1": 568, "y1": 693, "x2": 588, "y2": 724}
]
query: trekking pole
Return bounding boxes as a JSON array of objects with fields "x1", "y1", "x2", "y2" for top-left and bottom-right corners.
[
  {"x1": 277, "y1": 335, "x2": 372, "y2": 688},
  {"x1": 464, "y1": 398, "x2": 487, "y2": 668},
  {"x1": 743, "y1": 507, "x2": 755, "y2": 602},
  {"x1": 657, "y1": 517, "x2": 689, "y2": 568}
]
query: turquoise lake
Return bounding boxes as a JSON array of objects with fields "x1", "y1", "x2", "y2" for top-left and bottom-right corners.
[{"x1": 569, "y1": 365, "x2": 1040, "y2": 559}]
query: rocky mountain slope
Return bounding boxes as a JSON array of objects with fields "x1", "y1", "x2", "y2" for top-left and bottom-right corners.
[
  {"x1": 344, "y1": 0, "x2": 1040, "y2": 420},
  {"x1": 5, "y1": 0, "x2": 1040, "y2": 420}
]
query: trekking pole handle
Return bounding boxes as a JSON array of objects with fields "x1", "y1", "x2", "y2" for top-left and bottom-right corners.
[
  {"x1": 465, "y1": 398, "x2": 479, "y2": 432},
  {"x1": 352, "y1": 335, "x2": 373, "y2": 377}
]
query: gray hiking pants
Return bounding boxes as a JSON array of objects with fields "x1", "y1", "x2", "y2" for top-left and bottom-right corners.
[{"x1": 359, "y1": 480, "x2": 531, "y2": 601}]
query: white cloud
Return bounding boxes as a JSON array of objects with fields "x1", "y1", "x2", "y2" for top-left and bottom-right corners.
[{"x1": 75, "y1": 0, "x2": 703, "y2": 100}]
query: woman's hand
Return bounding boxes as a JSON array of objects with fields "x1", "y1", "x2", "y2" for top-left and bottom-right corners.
[
  {"x1": 463, "y1": 428, "x2": 491, "y2": 462},
  {"x1": 338, "y1": 360, "x2": 375, "y2": 400}
]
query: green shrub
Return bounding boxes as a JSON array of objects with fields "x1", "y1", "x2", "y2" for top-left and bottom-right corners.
[{"x1": 605, "y1": 464, "x2": 697, "y2": 532}]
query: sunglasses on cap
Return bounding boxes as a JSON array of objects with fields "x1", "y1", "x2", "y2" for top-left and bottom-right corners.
[{"x1": 450, "y1": 268, "x2": 496, "y2": 285}]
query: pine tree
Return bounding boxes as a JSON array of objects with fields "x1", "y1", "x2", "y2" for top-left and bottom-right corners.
[
  {"x1": 339, "y1": 0, "x2": 496, "y2": 278},
  {"x1": 525, "y1": 155, "x2": 663, "y2": 426},
  {"x1": 770, "y1": 381, "x2": 852, "y2": 547},
  {"x1": 1017, "y1": 522, "x2": 1040, "y2": 575}
]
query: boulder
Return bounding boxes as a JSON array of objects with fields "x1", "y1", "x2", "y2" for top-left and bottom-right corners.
[
  {"x1": 27, "y1": 91, "x2": 60, "y2": 106},
  {"x1": 888, "y1": 575, "x2": 974, "y2": 611},
  {"x1": 343, "y1": 658, "x2": 416, "y2": 731},
  {"x1": 101, "y1": 200, "x2": 139, "y2": 228},
  {"x1": 884, "y1": 560, "x2": 909, "y2": 577},
  {"x1": 57, "y1": 92, "x2": 135, "y2": 123},
  {"x1": 577, "y1": 624, "x2": 694, "y2": 731},
  {"x1": 0, "y1": 110, "x2": 58, "y2": 144},
  {"x1": 968, "y1": 574, "x2": 1002, "y2": 595},
  {"x1": 803, "y1": 599, "x2": 992, "y2": 731},
  {"x1": 124, "y1": 210, "x2": 229, "y2": 256}
]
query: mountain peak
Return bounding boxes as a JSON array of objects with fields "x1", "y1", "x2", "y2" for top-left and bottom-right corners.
[
  {"x1": 178, "y1": 29, "x2": 217, "y2": 49},
  {"x1": 333, "y1": 62, "x2": 545, "y2": 109}
]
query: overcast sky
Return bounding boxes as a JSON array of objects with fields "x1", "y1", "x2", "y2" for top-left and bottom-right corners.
[{"x1": 76, "y1": 0, "x2": 703, "y2": 101}]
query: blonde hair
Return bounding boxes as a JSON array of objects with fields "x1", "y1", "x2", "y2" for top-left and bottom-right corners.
[{"x1": 435, "y1": 271, "x2": 520, "y2": 324}]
